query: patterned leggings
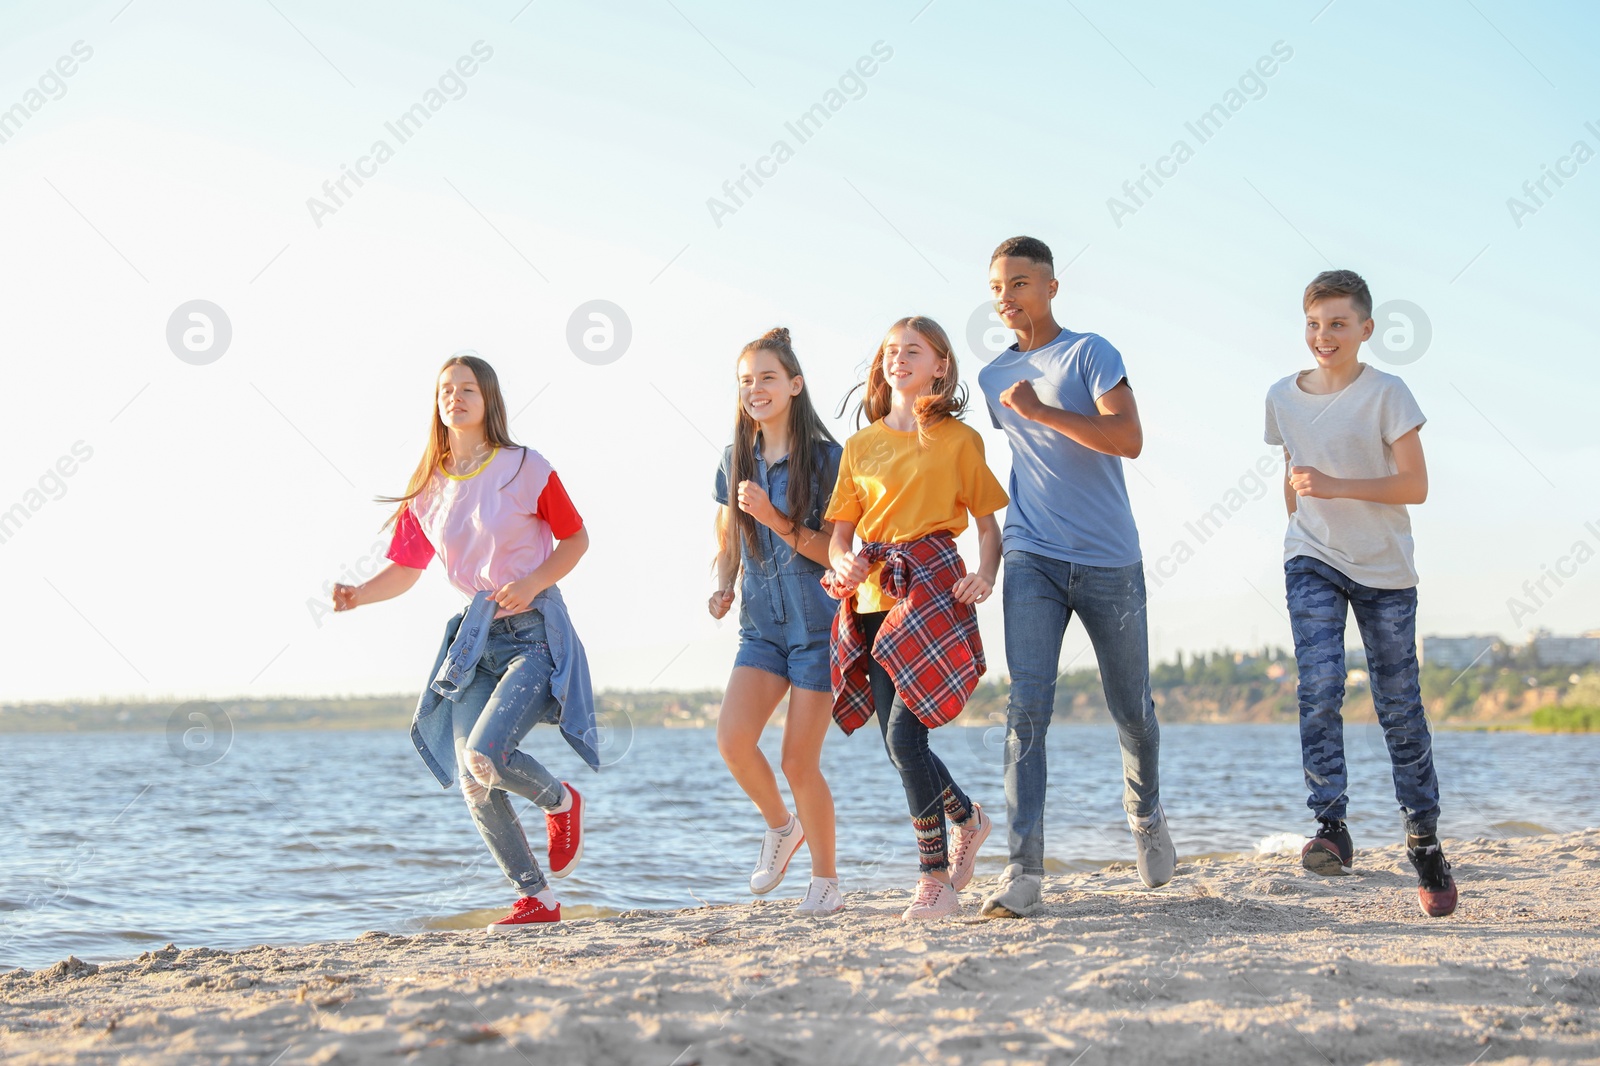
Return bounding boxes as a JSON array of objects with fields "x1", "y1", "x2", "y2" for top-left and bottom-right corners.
[
  {"x1": 1285, "y1": 555, "x2": 1441, "y2": 837},
  {"x1": 859, "y1": 611, "x2": 974, "y2": 872}
]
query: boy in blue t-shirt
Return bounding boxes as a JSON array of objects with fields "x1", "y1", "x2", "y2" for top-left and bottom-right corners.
[
  {"x1": 1265, "y1": 268, "x2": 1457, "y2": 919},
  {"x1": 974, "y1": 236, "x2": 1173, "y2": 919}
]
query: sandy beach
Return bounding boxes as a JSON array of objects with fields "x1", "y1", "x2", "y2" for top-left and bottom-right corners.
[{"x1": 3, "y1": 829, "x2": 1597, "y2": 1065}]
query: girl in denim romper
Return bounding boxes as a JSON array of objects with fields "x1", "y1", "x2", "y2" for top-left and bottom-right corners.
[
  {"x1": 331, "y1": 352, "x2": 592, "y2": 932},
  {"x1": 710, "y1": 327, "x2": 846, "y2": 917}
]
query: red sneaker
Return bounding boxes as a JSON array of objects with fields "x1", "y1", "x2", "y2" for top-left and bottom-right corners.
[
  {"x1": 486, "y1": 895, "x2": 559, "y2": 933},
  {"x1": 546, "y1": 783, "x2": 583, "y2": 879}
]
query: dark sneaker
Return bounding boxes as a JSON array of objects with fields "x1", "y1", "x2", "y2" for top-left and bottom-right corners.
[
  {"x1": 1301, "y1": 818, "x2": 1354, "y2": 876},
  {"x1": 1407, "y1": 835, "x2": 1458, "y2": 918}
]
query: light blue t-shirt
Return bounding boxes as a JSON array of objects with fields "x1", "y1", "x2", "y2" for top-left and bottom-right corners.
[{"x1": 977, "y1": 327, "x2": 1142, "y2": 567}]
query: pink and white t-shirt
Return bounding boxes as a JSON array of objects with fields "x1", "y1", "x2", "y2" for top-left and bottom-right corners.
[{"x1": 385, "y1": 446, "x2": 584, "y2": 617}]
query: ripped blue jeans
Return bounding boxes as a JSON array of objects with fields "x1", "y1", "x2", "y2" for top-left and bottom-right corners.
[
  {"x1": 1285, "y1": 555, "x2": 1440, "y2": 837},
  {"x1": 450, "y1": 607, "x2": 568, "y2": 896}
]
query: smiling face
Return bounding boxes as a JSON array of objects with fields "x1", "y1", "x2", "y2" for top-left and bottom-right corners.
[
  {"x1": 989, "y1": 255, "x2": 1058, "y2": 334},
  {"x1": 1304, "y1": 296, "x2": 1374, "y2": 372},
  {"x1": 437, "y1": 363, "x2": 485, "y2": 432},
  {"x1": 737, "y1": 348, "x2": 802, "y2": 427},
  {"x1": 880, "y1": 326, "x2": 948, "y2": 398}
]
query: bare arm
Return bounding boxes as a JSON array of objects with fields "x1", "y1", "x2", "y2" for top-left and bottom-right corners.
[
  {"x1": 1000, "y1": 379, "x2": 1144, "y2": 459},
  {"x1": 733, "y1": 479, "x2": 834, "y2": 567},
  {"x1": 974, "y1": 513, "x2": 1002, "y2": 585},
  {"x1": 709, "y1": 508, "x2": 738, "y2": 618},
  {"x1": 491, "y1": 526, "x2": 590, "y2": 613},
  {"x1": 775, "y1": 519, "x2": 835, "y2": 568},
  {"x1": 951, "y1": 513, "x2": 1003, "y2": 604},
  {"x1": 714, "y1": 507, "x2": 740, "y2": 590},
  {"x1": 1289, "y1": 429, "x2": 1428, "y2": 506},
  {"x1": 1282, "y1": 448, "x2": 1297, "y2": 517},
  {"x1": 522, "y1": 526, "x2": 589, "y2": 596},
  {"x1": 828, "y1": 519, "x2": 869, "y2": 588},
  {"x1": 334, "y1": 561, "x2": 422, "y2": 611}
]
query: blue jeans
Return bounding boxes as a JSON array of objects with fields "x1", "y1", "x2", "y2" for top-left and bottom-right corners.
[
  {"x1": 1285, "y1": 555, "x2": 1440, "y2": 837},
  {"x1": 859, "y1": 611, "x2": 974, "y2": 873},
  {"x1": 450, "y1": 608, "x2": 567, "y2": 896},
  {"x1": 1002, "y1": 551, "x2": 1161, "y2": 876}
]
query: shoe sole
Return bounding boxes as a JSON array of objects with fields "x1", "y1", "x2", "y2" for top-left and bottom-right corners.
[
  {"x1": 1418, "y1": 885, "x2": 1458, "y2": 918},
  {"x1": 1140, "y1": 869, "x2": 1174, "y2": 889},
  {"x1": 950, "y1": 814, "x2": 992, "y2": 893},
  {"x1": 1301, "y1": 841, "x2": 1352, "y2": 877},
  {"x1": 485, "y1": 919, "x2": 559, "y2": 933},
  {"x1": 750, "y1": 831, "x2": 805, "y2": 895},
  {"x1": 796, "y1": 904, "x2": 845, "y2": 918}
]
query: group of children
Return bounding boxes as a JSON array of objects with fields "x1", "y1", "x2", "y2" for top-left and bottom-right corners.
[{"x1": 331, "y1": 235, "x2": 1459, "y2": 931}]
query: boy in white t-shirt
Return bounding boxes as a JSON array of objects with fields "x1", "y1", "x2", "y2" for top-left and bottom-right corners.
[{"x1": 1265, "y1": 269, "x2": 1457, "y2": 919}]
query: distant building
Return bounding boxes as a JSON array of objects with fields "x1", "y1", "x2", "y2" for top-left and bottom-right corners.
[
  {"x1": 1421, "y1": 635, "x2": 1500, "y2": 671},
  {"x1": 1530, "y1": 633, "x2": 1600, "y2": 667}
]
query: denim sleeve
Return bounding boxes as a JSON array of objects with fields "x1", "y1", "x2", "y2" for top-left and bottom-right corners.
[
  {"x1": 714, "y1": 445, "x2": 731, "y2": 505},
  {"x1": 815, "y1": 441, "x2": 843, "y2": 526}
]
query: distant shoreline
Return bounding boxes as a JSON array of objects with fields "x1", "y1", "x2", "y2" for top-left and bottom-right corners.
[{"x1": 5, "y1": 663, "x2": 1595, "y2": 734}]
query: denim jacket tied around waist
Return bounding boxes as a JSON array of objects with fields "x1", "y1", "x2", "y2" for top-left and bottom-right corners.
[{"x1": 409, "y1": 584, "x2": 599, "y2": 787}]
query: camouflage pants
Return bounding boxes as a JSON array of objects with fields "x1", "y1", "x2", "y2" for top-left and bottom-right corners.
[{"x1": 1285, "y1": 555, "x2": 1440, "y2": 837}]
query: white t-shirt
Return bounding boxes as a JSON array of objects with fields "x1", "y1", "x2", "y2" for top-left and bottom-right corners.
[{"x1": 1264, "y1": 363, "x2": 1426, "y2": 589}]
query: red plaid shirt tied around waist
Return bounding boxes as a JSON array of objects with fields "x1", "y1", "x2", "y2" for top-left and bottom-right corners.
[{"x1": 821, "y1": 532, "x2": 986, "y2": 735}]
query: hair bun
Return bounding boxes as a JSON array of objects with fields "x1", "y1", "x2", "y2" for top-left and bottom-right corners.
[{"x1": 763, "y1": 326, "x2": 791, "y2": 347}]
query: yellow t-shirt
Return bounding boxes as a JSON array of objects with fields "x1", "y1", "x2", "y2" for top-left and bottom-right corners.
[{"x1": 824, "y1": 416, "x2": 1009, "y2": 613}]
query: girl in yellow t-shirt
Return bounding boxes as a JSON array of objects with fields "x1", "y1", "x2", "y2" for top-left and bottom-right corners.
[{"x1": 824, "y1": 316, "x2": 1009, "y2": 920}]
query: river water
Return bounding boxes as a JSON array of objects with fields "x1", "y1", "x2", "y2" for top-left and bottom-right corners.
[{"x1": 4, "y1": 723, "x2": 1595, "y2": 969}]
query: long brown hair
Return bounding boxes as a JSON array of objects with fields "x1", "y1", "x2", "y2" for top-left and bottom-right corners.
[
  {"x1": 716, "y1": 328, "x2": 838, "y2": 578},
  {"x1": 839, "y1": 315, "x2": 968, "y2": 447},
  {"x1": 379, "y1": 352, "x2": 524, "y2": 528}
]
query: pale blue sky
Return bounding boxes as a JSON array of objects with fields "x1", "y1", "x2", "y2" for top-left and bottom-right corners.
[{"x1": 1, "y1": 0, "x2": 1595, "y2": 701}]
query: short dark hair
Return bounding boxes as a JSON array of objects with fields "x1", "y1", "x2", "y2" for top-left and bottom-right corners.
[
  {"x1": 990, "y1": 236, "x2": 1053, "y2": 270},
  {"x1": 1303, "y1": 269, "x2": 1372, "y2": 320}
]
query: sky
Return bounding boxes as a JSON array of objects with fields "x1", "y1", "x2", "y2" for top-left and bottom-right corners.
[{"x1": 1, "y1": 0, "x2": 1596, "y2": 703}]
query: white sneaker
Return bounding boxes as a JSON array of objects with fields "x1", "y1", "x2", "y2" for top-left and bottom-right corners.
[
  {"x1": 980, "y1": 863, "x2": 1043, "y2": 919},
  {"x1": 750, "y1": 815, "x2": 805, "y2": 895},
  {"x1": 795, "y1": 876, "x2": 844, "y2": 917},
  {"x1": 948, "y1": 803, "x2": 992, "y2": 892},
  {"x1": 901, "y1": 875, "x2": 960, "y2": 920},
  {"x1": 1130, "y1": 804, "x2": 1176, "y2": 889}
]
